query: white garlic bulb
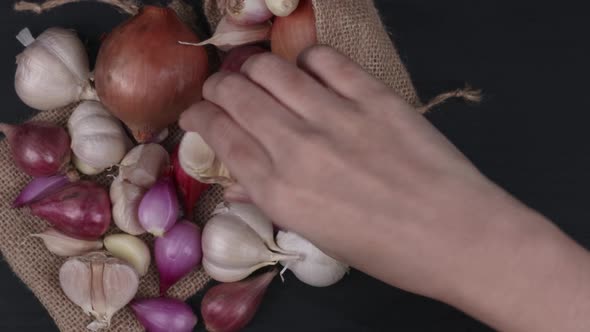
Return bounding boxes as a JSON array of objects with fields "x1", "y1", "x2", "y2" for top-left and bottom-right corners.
[
  {"x1": 178, "y1": 132, "x2": 233, "y2": 185},
  {"x1": 276, "y1": 231, "x2": 349, "y2": 287},
  {"x1": 202, "y1": 211, "x2": 298, "y2": 283},
  {"x1": 68, "y1": 101, "x2": 132, "y2": 175},
  {"x1": 15, "y1": 27, "x2": 98, "y2": 111}
]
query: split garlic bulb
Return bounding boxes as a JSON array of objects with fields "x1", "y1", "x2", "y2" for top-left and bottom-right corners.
[
  {"x1": 276, "y1": 231, "x2": 349, "y2": 287},
  {"x1": 68, "y1": 101, "x2": 132, "y2": 175},
  {"x1": 178, "y1": 132, "x2": 233, "y2": 185},
  {"x1": 15, "y1": 27, "x2": 98, "y2": 111},
  {"x1": 202, "y1": 205, "x2": 298, "y2": 282}
]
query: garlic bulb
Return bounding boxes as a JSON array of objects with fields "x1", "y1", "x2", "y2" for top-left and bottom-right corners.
[
  {"x1": 32, "y1": 228, "x2": 103, "y2": 257},
  {"x1": 118, "y1": 144, "x2": 169, "y2": 189},
  {"x1": 68, "y1": 101, "x2": 132, "y2": 175},
  {"x1": 110, "y1": 144, "x2": 169, "y2": 235},
  {"x1": 213, "y1": 202, "x2": 287, "y2": 253},
  {"x1": 15, "y1": 27, "x2": 98, "y2": 111},
  {"x1": 202, "y1": 212, "x2": 298, "y2": 282},
  {"x1": 179, "y1": 132, "x2": 233, "y2": 185},
  {"x1": 276, "y1": 231, "x2": 348, "y2": 287},
  {"x1": 59, "y1": 252, "x2": 139, "y2": 331},
  {"x1": 110, "y1": 179, "x2": 146, "y2": 235}
]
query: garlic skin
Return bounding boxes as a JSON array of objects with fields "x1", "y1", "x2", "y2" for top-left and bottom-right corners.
[
  {"x1": 32, "y1": 228, "x2": 103, "y2": 257},
  {"x1": 179, "y1": 132, "x2": 232, "y2": 186},
  {"x1": 15, "y1": 27, "x2": 98, "y2": 111},
  {"x1": 202, "y1": 213, "x2": 298, "y2": 282},
  {"x1": 59, "y1": 252, "x2": 139, "y2": 331},
  {"x1": 110, "y1": 178, "x2": 146, "y2": 235},
  {"x1": 68, "y1": 101, "x2": 132, "y2": 175},
  {"x1": 276, "y1": 231, "x2": 348, "y2": 287},
  {"x1": 213, "y1": 202, "x2": 287, "y2": 253},
  {"x1": 118, "y1": 144, "x2": 169, "y2": 189},
  {"x1": 104, "y1": 234, "x2": 151, "y2": 276}
]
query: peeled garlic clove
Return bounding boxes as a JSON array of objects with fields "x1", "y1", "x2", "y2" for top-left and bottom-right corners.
[
  {"x1": 32, "y1": 228, "x2": 103, "y2": 257},
  {"x1": 15, "y1": 27, "x2": 98, "y2": 111},
  {"x1": 203, "y1": 257, "x2": 275, "y2": 283},
  {"x1": 118, "y1": 143, "x2": 170, "y2": 189},
  {"x1": 59, "y1": 252, "x2": 139, "y2": 331},
  {"x1": 104, "y1": 234, "x2": 151, "y2": 276},
  {"x1": 68, "y1": 101, "x2": 132, "y2": 174},
  {"x1": 202, "y1": 213, "x2": 298, "y2": 282},
  {"x1": 276, "y1": 231, "x2": 348, "y2": 287},
  {"x1": 110, "y1": 179, "x2": 146, "y2": 235},
  {"x1": 214, "y1": 202, "x2": 287, "y2": 254},
  {"x1": 179, "y1": 132, "x2": 233, "y2": 185}
]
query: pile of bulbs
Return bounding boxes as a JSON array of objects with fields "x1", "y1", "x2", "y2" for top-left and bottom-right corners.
[{"x1": 3, "y1": 0, "x2": 347, "y2": 331}]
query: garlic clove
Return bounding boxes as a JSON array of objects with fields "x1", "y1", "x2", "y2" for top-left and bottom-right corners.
[
  {"x1": 265, "y1": 0, "x2": 300, "y2": 16},
  {"x1": 32, "y1": 228, "x2": 103, "y2": 257},
  {"x1": 276, "y1": 231, "x2": 349, "y2": 287},
  {"x1": 203, "y1": 257, "x2": 275, "y2": 283},
  {"x1": 179, "y1": 16, "x2": 271, "y2": 52},
  {"x1": 102, "y1": 257, "x2": 140, "y2": 322},
  {"x1": 179, "y1": 132, "x2": 233, "y2": 186},
  {"x1": 202, "y1": 213, "x2": 299, "y2": 282},
  {"x1": 110, "y1": 179, "x2": 146, "y2": 235},
  {"x1": 203, "y1": 214, "x2": 278, "y2": 268},
  {"x1": 104, "y1": 234, "x2": 151, "y2": 276},
  {"x1": 59, "y1": 257, "x2": 93, "y2": 315},
  {"x1": 73, "y1": 155, "x2": 104, "y2": 175},
  {"x1": 118, "y1": 143, "x2": 170, "y2": 189},
  {"x1": 215, "y1": 202, "x2": 289, "y2": 254}
]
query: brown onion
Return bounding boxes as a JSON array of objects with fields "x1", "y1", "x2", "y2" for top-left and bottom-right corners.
[
  {"x1": 95, "y1": 6, "x2": 209, "y2": 143},
  {"x1": 270, "y1": 0, "x2": 317, "y2": 62}
]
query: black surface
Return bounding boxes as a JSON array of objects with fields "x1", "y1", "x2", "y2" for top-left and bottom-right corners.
[{"x1": 1, "y1": 0, "x2": 589, "y2": 331}]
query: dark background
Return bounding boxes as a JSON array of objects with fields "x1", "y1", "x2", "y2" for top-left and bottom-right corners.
[{"x1": 1, "y1": 0, "x2": 589, "y2": 331}]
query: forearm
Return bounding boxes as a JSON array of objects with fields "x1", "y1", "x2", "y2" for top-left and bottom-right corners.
[{"x1": 438, "y1": 199, "x2": 590, "y2": 332}]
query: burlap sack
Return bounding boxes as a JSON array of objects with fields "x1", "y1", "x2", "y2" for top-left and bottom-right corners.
[
  {"x1": 1, "y1": 0, "x2": 420, "y2": 331},
  {"x1": 204, "y1": 0, "x2": 420, "y2": 106}
]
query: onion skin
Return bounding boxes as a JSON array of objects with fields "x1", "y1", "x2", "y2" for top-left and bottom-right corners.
[
  {"x1": 95, "y1": 6, "x2": 209, "y2": 143},
  {"x1": 0, "y1": 122, "x2": 71, "y2": 177},
  {"x1": 30, "y1": 181, "x2": 111, "y2": 240},
  {"x1": 155, "y1": 221, "x2": 202, "y2": 295},
  {"x1": 201, "y1": 269, "x2": 277, "y2": 332},
  {"x1": 131, "y1": 298, "x2": 197, "y2": 332},
  {"x1": 270, "y1": 0, "x2": 317, "y2": 62},
  {"x1": 220, "y1": 45, "x2": 267, "y2": 72}
]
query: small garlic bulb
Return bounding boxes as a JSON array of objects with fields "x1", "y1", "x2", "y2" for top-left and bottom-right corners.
[
  {"x1": 68, "y1": 101, "x2": 132, "y2": 175},
  {"x1": 276, "y1": 231, "x2": 349, "y2": 287},
  {"x1": 59, "y1": 252, "x2": 139, "y2": 331},
  {"x1": 118, "y1": 144, "x2": 169, "y2": 188},
  {"x1": 110, "y1": 144, "x2": 170, "y2": 235},
  {"x1": 202, "y1": 210, "x2": 298, "y2": 282},
  {"x1": 179, "y1": 132, "x2": 233, "y2": 186},
  {"x1": 15, "y1": 27, "x2": 98, "y2": 111}
]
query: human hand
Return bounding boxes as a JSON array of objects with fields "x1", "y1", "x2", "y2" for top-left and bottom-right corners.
[{"x1": 180, "y1": 46, "x2": 590, "y2": 332}]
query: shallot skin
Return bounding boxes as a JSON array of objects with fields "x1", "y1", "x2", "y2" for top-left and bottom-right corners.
[
  {"x1": 95, "y1": 6, "x2": 209, "y2": 143},
  {"x1": 30, "y1": 181, "x2": 111, "y2": 240}
]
